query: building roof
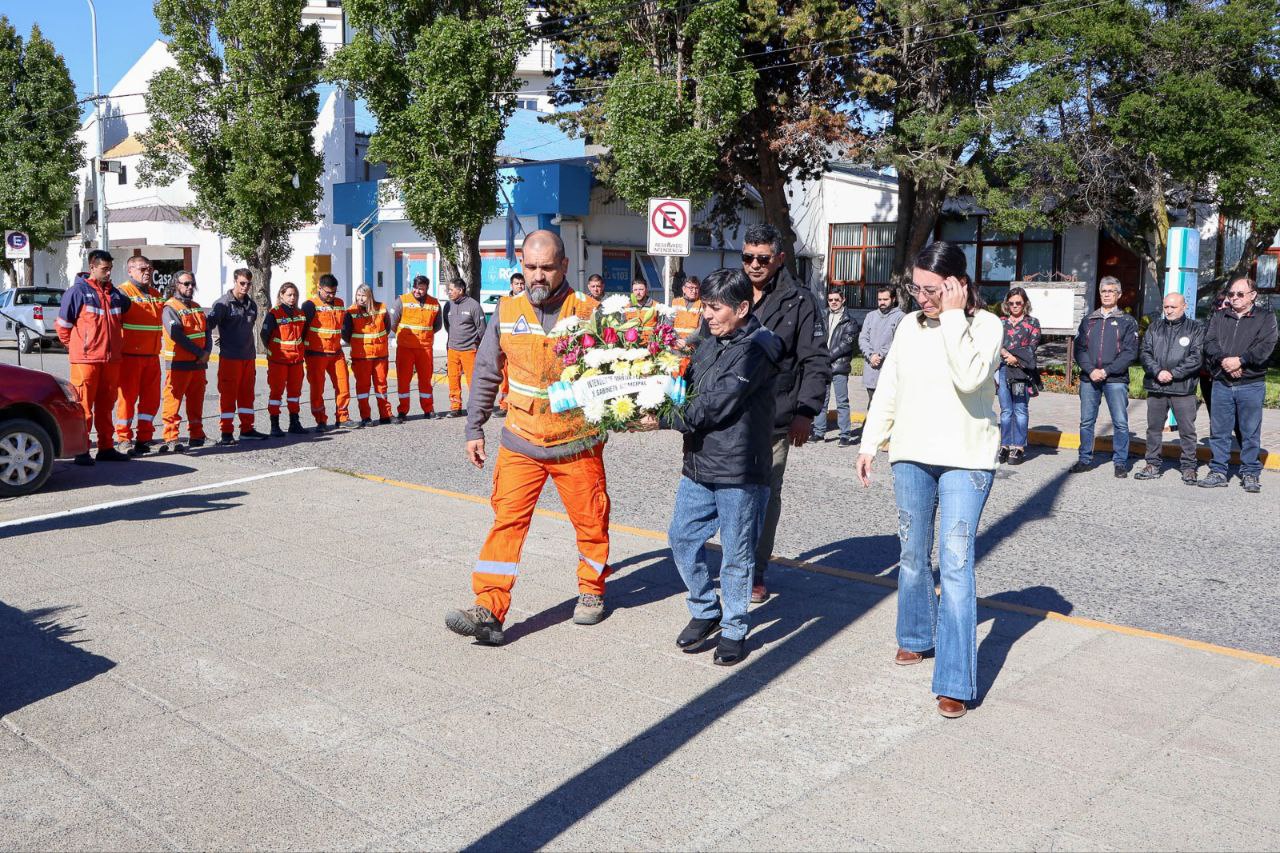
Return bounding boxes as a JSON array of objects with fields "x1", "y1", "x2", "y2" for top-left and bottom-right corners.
[
  {"x1": 103, "y1": 135, "x2": 146, "y2": 159},
  {"x1": 107, "y1": 204, "x2": 189, "y2": 224}
]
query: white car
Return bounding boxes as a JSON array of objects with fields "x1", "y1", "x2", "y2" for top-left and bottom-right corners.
[{"x1": 0, "y1": 287, "x2": 64, "y2": 353}]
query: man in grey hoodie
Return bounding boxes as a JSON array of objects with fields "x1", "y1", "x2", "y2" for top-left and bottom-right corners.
[
  {"x1": 858, "y1": 286, "x2": 905, "y2": 408},
  {"x1": 442, "y1": 278, "x2": 487, "y2": 417}
]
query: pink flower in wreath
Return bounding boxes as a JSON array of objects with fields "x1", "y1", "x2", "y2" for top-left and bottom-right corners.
[
  {"x1": 581, "y1": 334, "x2": 597, "y2": 349},
  {"x1": 601, "y1": 326, "x2": 620, "y2": 345},
  {"x1": 564, "y1": 350, "x2": 579, "y2": 365},
  {"x1": 623, "y1": 328, "x2": 640, "y2": 344},
  {"x1": 648, "y1": 341, "x2": 661, "y2": 355}
]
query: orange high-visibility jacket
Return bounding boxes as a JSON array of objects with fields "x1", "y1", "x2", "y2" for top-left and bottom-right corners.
[
  {"x1": 395, "y1": 293, "x2": 441, "y2": 350},
  {"x1": 670, "y1": 297, "x2": 703, "y2": 336},
  {"x1": 347, "y1": 303, "x2": 389, "y2": 359},
  {"x1": 304, "y1": 297, "x2": 346, "y2": 355},
  {"x1": 161, "y1": 298, "x2": 207, "y2": 363},
  {"x1": 500, "y1": 292, "x2": 599, "y2": 448},
  {"x1": 118, "y1": 281, "x2": 166, "y2": 356},
  {"x1": 267, "y1": 305, "x2": 306, "y2": 365}
]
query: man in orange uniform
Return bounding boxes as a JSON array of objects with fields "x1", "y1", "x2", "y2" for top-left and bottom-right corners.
[
  {"x1": 342, "y1": 284, "x2": 393, "y2": 426},
  {"x1": 57, "y1": 250, "x2": 132, "y2": 465},
  {"x1": 445, "y1": 230, "x2": 610, "y2": 646},
  {"x1": 625, "y1": 277, "x2": 662, "y2": 339},
  {"x1": 260, "y1": 281, "x2": 308, "y2": 437},
  {"x1": 670, "y1": 275, "x2": 703, "y2": 347},
  {"x1": 386, "y1": 275, "x2": 441, "y2": 424},
  {"x1": 207, "y1": 268, "x2": 267, "y2": 444},
  {"x1": 301, "y1": 273, "x2": 353, "y2": 430},
  {"x1": 113, "y1": 255, "x2": 165, "y2": 455},
  {"x1": 158, "y1": 271, "x2": 212, "y2": 452}
]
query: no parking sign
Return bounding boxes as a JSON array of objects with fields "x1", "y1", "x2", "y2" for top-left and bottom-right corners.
[
  {"x1": 646, "y1": 198, "x2": 691, "y2": 257},
  {"x1": 4, "y1": 231, "x2": 30, "y2": 260}
]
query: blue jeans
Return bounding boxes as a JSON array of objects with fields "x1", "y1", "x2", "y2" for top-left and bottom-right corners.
[
  {"x1": 1209, "y1": 381, "x2": 1265, "y2": 476},
  {"x1": 996, "y1": 366, "x2": 1029, "y2": 448},
  {"x1": 668, "y1": 477, "x2": 769, "y2": 641},
  {"x1": 1078, "y1": 380, "x2": 1130, "y2": 465},
  {"x1": 892, "y1": 462, "x2": 993, "y2": 702},
  {"x1": 814, "y1": 374, "x2": 853, "y2": 437}
]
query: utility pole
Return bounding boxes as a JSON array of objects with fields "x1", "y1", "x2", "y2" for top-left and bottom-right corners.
[{"x1": 86, "y1": 0, "x2": 107, "y2": 251}]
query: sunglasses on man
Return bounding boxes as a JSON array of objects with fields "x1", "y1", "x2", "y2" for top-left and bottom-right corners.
[{"x1": 741, "y1": 253, "x2": 774, "y2": 267}]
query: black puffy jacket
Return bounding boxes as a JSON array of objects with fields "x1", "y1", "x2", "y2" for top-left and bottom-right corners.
[
  {"x1": 826, "y1": 310, "x2": 860, "y2": 376},
  {"x1": 661, "y1": 315, "x2": 784, "y2": 485},
  {"x1": 752, "y1": 268, "x2": 831, "y2": 430},
  {"x1": 1140, "y1": 314, "x2": 1204, "y2": 396}
]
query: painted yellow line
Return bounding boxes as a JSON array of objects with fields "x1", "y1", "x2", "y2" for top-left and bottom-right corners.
[{"x1": 345, "y1": 469, "x2": 1280, "y2": 669}]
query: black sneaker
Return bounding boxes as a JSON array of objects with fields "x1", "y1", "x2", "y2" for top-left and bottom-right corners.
[
  {"x1": 128, "y1": 441, "x2": 152, "y2": 457},
  {"x1": 1242, "y1": 473, "x2": 1261, "y2": 494},
  {"x1": 713, "y1": 637, "x2": 746, "y2": 667},
  {"x1": 240, "y1": 429, "x2": 269, "y2": 441},
  {"x1": 358, "y1": 418, "x2": 373, "y2": 429},
  {"x1": 1133, "y1": 464, "x2": 1161, "y2": 481},
  {"x1": 1181, "y1": 468, "x2": 1198, "y2": 485},
  {"x1": 447, "y1": 409, "x2": 466, "y2": 419},
  {"x1": 379, "y1": 417, "x2": 392, "y2": 426},
  {"x1": 394, "y1": 413, "x2": 409, "y2": 424},
  {"x1": 335, "y1": 419, "x2": 357, "y2": 430},
  {"x1": 188, "y1": 437, "x2": 206, "y2": 448},
  {"x1": 159, "y1": 440, "x2": 187, "y2": 454},
  {"x1": 998, "y1": 447, "x2": 1009, "y2": 464},
  {"x1": 1009, "y1": 448, "x2": 1025, "y2": 465},
  {"x1": 838, "y1": 436, "x2": 854, "y2": 448},
  {"x1": 1198, "y1": 471, "x2": 1229, "y2": 488},
  {"x1": 219, "y1": 433, "x2": 236, "y2": 446},
  {"x1": 1068, "y1": 461, "x2": 1091, "y2": 474},
  {"x1": 444, "y1": 605, "x2": 504, "y2": 645},
  {"x1": 96, "y1": 447, "x2": 130, "y2": 462},
  {"x1": 73, "y1": 452, "x2": 95, "y2": 467},
  {"x1": 1113, "y1": 465, "x2": 1128, "y2": 479},
  {"x1": 676, "y1": 616, "x2": 721, "y2": 650},
  {"x1": 808, "y1": 433, "x2": 823, "y2": 444}
]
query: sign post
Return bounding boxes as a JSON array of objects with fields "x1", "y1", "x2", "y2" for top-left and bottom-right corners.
[
  {"x1": 647, "y1": 198, "x2": 691, "y2": 303},
  {"x1": 4, "y1": 231, "x2": 31, "y2": 261}
]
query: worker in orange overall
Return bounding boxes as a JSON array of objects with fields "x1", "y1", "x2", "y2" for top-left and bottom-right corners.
[
  {"x1": 343, "y1": 284, "x2": 393, "y2": 426},
  {"x1": 445, "y1": 230, "x2": 610, "y2": 646},
  {"x1": 301, "y1": 273, "x2": 353, "y2": 431},
  {"x1": 158, "y1": 271, "x2": 212, "y2": 452},
  {"x1": 670, "y1": 275, "x2": 704, "y2": 348},
  {"x1": 260, "y1": 281, "x2": 308, "y2": 437},
  {"x1": 387, "y1": 275, "x2": 442, "y2": 423},
  {"x1": 114, "y1": 255, "x2": 166, "y2": 455}
]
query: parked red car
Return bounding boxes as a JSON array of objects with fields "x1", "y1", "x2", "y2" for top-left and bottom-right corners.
[{"x1": 0, "y1": 363, "x2": 89, "y2": 496}]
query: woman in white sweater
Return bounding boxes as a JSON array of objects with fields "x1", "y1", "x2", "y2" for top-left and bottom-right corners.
[{"x1": 855, "y1": 241, "x2": 1003, "y2": 719}]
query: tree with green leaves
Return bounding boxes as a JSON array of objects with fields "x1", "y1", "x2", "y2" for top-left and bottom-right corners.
[
  {"x1": 0, "y1": 18, "x2": 82, "y2": 286},
  {"x1": 327, "y1": 0, "x2": 531, "y2": 297},
  {"x1": 547, "y1": 0, "x2": 858, "y2": 272},
  {"x1": 982, "y1": 0, "x2": 1280, "y2": 301},
  {"x1": 139, "y1": 0, "x2": 324, "y2": 345}
]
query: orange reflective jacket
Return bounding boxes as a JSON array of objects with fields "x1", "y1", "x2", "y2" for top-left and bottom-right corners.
[
  {"x1": 500, "y1": 291, "x2": 599, "y2": 447},
  {"x1": 395, "y1": 293, "x2": 441, "y2": 350},
  {"x1": 118, "y1": 281, "x2": 166, "y2": 356},
  {"x1": 304, "y1": 297, "x2": 345, "y2": 355},
  {"x1": 670, "y1": 297, "x2": 702, "y2": 337},
  {"x1": 161, "y1": 298, "x2": 207, "y2": 363},
  {"x1": 347, "y1": 303, "x2": 389, "y2": 359},
  {"x1": 268, "y1": 305, "x2": 305, "y2": 365}
]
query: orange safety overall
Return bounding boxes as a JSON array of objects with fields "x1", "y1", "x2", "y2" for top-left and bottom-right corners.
[
  {"x1": 303, "y1": 297, "x2": 350, "y2": 425},
  {"x1": 114, "y1": 281, "x2": 165, "y2": 443},
  {"x1": 160, "y1": 298, "x2": 209, "y2": 442},
  {"x1": 471, "y1": 291, "x2": 610, "y2": 623},
  {"x1": 447, "y1": 348, "x2": 476, "y2": 411},
  {"x1": 348, "y1": 302, "x2": 392, "y2": 420},
  {"x1": 394, "y1": 293, "x2": 440, "y2": 416},
  {"x1": 266, "y1": 305, "x2": 306, "y2": 416},
  {"x1": 670, "y1": 297, "x2": 702, "y2": 344}
]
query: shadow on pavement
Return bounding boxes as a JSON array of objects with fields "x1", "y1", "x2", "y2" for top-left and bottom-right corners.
[
  {"x1": 35, "y1": 458, "x2": 199, "y2": 495},
  {"x1": 0, "y1": 601, "x2": 116, "y2": 718},
  {"x1": 975, "y1": 586, "x2": 1074, "y2": 705},
  {"x1": 0, "y1": 490, "x2": 247, "y2": 539}
]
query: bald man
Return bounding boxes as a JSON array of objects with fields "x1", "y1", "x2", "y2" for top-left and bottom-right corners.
[
  {"x1": 444, "y1": 230, "x2": 611, "y2": 646},
  {"x1": 1135, "y1": 292, "x2": 1204, "y2": 483}
]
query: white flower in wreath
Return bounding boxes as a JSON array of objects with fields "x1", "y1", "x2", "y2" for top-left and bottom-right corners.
[
  {"x1": 633, "y1": 358, "x2": 655, "y2": 376},
  {"x1": 583, "y1": 400, "x2": 607, "y2": 423},
  {"x1": 599, "y1": 294, "x2": 631, "y2": 315},
  {"x1": 584, "y1": 348, "x2": 614, "y2": 368},
  {"x1": 636, "y1": 383, "x2": 666, "y2": 409},
  {"x1": 624, "y1": 349, "x2": 650, "y2": 361},
  {"x1": 655, "y1": 302, "x2": 677, "y2": 319},
  {"x1": 551, "y1": 315, "x2": 581, "y2": 334}
]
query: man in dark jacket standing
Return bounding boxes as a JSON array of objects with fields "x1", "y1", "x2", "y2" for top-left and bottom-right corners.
[
  {"x1": 1134, "y1": 292, "x2": 1204, "y2": 484},
  {"x1": 1070, "y1": 276, "x2": 1140, "y2": 477},
  {"x1": 811, "y1": 288, "x2": 860, "y2": 446},
  {"x1": 655, "y1": 268, "x2": 783, "y2": 666},
  {"x1": 1199, "y1": 276, "x2": 1278, "y2": 493},
  {"x1": 740, "y1": 223, "x2": 831, "y2": 601},
  {"x1": 206, "y1": 268, "x2": 267, "y2": 444}
]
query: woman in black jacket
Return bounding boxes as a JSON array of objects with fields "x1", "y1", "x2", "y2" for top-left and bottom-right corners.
[{"x1": 997, "y1": 287, "x2": 1042, "y2": 464}]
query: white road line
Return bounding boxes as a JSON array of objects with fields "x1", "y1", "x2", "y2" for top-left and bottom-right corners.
[{"x1": 0, "y1": 466, "x2": 318, "y2": 532}]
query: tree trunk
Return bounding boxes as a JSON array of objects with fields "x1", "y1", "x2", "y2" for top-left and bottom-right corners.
[
  {"x1": 249, "y1": 230, "x2": 274, "y2": 356},
  {"x1": 457, "y1": 229, "x2": 483, "y2": 300},
  {"x1": 1230, "y1": 221, "x2": 1280, "y2": 282},
  {"x1": 891, "y1": 171, "x2": 943, "y2": 299},
  {"x1": 752, "y1": 135, "x2": 800, "y2": 281},
  {"x1": 439, "y1": 250, "x2": 461, "y2": 290}
]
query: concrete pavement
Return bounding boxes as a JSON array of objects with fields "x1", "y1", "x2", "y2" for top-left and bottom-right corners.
[{"x1": 2, "y1": 460, "x2": 1278, "y2": 850}]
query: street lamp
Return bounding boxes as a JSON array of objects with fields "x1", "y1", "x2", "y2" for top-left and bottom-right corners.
[{"x1": 86, "y1": 0, "x2": 107, "y2": 251}]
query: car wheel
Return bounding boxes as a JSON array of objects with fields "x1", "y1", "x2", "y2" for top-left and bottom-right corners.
[
  {"x1": 17, "y1": 327, "x2": 34, "y2": 354},
  {"x1": 0, "y1": 418, "x2": 55, "y2": 497}
]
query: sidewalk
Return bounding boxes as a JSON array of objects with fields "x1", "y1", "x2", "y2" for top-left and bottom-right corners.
[
  {"x1": 831, "y1": 379, "x2": 1280, "y2": 471},
  {"x1": 2, "y1": 464, "x2": 1277, "y2": 850}
]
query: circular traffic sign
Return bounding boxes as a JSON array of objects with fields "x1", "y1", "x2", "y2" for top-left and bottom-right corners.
[
  {"x1": 6, "y1": 232, "x2": 28, "y2": 251},
  {"x1": 650, "y1": 202, "x2": 687, "y2": 239}
]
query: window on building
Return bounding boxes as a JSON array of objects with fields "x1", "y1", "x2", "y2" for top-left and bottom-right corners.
[
  {"x1": 936, "y1": 215, "x2": 1058, "y2": 303},
  {"x1": 828, "y1": 222, "x2": 896, "y2": 308},
  {"x1": 515, "y1": 98, "x2": 539, "y2": 111}
]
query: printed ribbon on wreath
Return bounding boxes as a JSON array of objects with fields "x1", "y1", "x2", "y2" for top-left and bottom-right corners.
[{"x1": 548, "y1": 374, "x2": 687, "y2": 413}]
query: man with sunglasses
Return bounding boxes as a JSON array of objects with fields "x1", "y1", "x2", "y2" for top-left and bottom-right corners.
[
  {"x1": 739, "y1": 223, "x2": 831, "y2": 602},
  {"x1": 1200, "y1": 277, "x2": 1277, "y2": 492}
]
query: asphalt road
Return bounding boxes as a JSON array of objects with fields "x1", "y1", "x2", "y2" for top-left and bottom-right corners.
[{"x1": 5, "y1": 345, "x2": 1278, "y2": 657}]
